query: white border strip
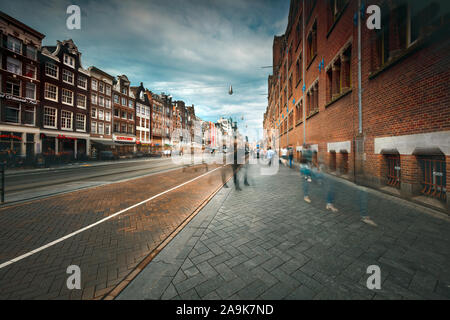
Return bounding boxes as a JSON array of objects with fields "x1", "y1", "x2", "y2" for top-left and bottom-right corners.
[{"x1": 0, "y1": 166, "x2": 224, "y2": 270}]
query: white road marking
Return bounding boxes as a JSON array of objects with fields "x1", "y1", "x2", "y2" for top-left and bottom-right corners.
[{"x1": 0, "y1": 166, "x2": 224, "y2": 270}]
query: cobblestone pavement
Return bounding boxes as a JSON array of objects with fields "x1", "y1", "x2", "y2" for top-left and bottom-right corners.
[
  {"x1": 118, "y1": 164, "x2": 450, "y2": 300},
  {"x1": 0, "y1": 163, "x2": 233, "y2": 299}
]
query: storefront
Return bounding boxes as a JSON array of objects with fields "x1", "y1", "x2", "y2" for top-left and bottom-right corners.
[
  {"x1": 40, "y1": 132, "x2": 89, "y2": 160},
  {"x1": 90, "y1": 139, "x2": 116, "y2": 159},
  {"x1": 136, "y1": 141, "x2": 151, "y2": 154},
  {"x1": 113, "y1": 135, "x2": 136, "y2": 156}
]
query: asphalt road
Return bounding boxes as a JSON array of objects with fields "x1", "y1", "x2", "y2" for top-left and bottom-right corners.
[{"x1": 3, "y1": 157, "x2": 205, "y2": 204}]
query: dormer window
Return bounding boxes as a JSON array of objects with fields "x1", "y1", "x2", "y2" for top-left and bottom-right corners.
[{"x1": 63, "y1": 54, "x2": 75, "y2": 68}]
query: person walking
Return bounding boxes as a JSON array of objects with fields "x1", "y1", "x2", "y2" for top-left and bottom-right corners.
[
  {"x1": 288, "y1": 146, "x2": 294, "y2": 168},
  {"x1": 359, "y1": 187, "x2": 377, "y2": 226},
  {"x1": 266, "y1": 147, "x2": 274, "y2": 166},
  {"x1": 300, "y1": 157, "x2": 312, "y2": 203},
  {"x1": 281, "y1": 147, "x2": 288, "y2": 165}
]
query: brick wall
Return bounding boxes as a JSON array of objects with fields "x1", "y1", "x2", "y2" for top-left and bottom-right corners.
[{"x1": 265, "y1": 0, "x2": 450, "y2": 211}]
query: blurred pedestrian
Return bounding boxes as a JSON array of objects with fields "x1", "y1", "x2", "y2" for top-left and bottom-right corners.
[
  {"x1": 359, "y1": 187, "x2": 377, "y2": 226},
  {"x1": 266, "y1": 147, "x2": 274, "y2": 166},
  {"x1": 300, "y1": 157, "x2": 312, "y2": 203},
  {"x1": 288, "y1": 146, "x2": 294, "y2": 168}
]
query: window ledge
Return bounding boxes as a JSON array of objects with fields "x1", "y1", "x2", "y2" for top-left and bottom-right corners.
[
  {"x1": 326, "y1": 1, "x2": 350, "y2": 39},
  {"x1": 306, "y1": 109, "x2": 319, "y2": 119},
  {"x1": 306, "y1": 54, "x2": 317, "y2": 70},
  {"x1": 324, "y1": 88, "x2": 352, "y2": 108},
  {"x1": 369, "y1": 22, "x2": 449, "y2": 80}
]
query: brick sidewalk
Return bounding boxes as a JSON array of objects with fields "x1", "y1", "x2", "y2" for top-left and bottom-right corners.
[
  {"x1": 118, "y1": 164, "x2": 450, "y2": 300},
  {"x1": 0, "y1": 163, "x2": 233, "y2": 299}
]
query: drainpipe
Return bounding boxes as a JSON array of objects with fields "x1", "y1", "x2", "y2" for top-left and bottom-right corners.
[
  {"x1": 358, "y1": 0, "x2": 363, "y2": 135},
  {"x1": 302, "y1": 0, "x2": 306, "y2": 146},
  {"x1": 286, "y1": 40, "x2": 289, "y2": 148}
]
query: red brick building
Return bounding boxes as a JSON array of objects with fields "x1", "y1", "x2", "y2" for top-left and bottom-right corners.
[
  {"x1": 264, "y1": 0, "x2": 450, "y2": 212},
  {"x1": 112, "y1": 74, "x2": 136, "y2": 156},
  {"x1": 39, "y1": 39, "x2": 91, "y2": 159},
  {"x1": 0, "y1": 11, "x2": 44, "y2": 162}
]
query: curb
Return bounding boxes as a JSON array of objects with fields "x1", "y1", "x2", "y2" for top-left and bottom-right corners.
[{"x1": 102, "y1": 168, "x2": 234, "y2": 300}]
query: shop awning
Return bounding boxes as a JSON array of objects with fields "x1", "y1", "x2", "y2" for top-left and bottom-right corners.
[{"x1": 91, "y1": 139, "x2": 116, "y2": 146}]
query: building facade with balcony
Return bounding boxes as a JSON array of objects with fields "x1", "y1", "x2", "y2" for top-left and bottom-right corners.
[
  {"x1": 112, "y1": 74, "x2": 136, "y2": 156},
  {"x1": 264, "y1": 0, "x2": 450, "y2": 212},
  {"x1": 148, "y1": 91, "x2": 164, "y2": 152},
  {"x1": 39, "y1": 39, "x2": 90, "y2": 160},
  {"x1": 0, "y1": 11, "x2": 44, "y2": 163},
  {"x1": 131, "y1": 83, "x2": 151, "y2": 153},
  {"x1": 88, "y1": 66, "x2": 114, "y2": 158}
]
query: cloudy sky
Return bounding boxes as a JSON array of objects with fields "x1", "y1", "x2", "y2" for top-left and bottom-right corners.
[{"x1": 3, "y1": 0, "x2": 290, "y2": 141}]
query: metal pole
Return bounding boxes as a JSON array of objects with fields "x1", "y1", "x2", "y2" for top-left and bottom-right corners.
[
  {"x1": 358, "y1": 0, "x2": 363, "y2": 134},
  {"x1": 286, "y1": 41, "x2": 289, "y2": 148},
  {"x1": 302, "y1": 0, "x2": 306, "y2": 145}
]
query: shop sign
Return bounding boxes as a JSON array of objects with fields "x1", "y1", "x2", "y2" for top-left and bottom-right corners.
[
  {"x1": 57, "y1": 135, "x2": 77, "y2": 141},
  {"x1": 114, "y1": 136, "x2": 135, "y2": 142},
  {"x1": 0, "y1": 93, "x2": 37, "y2": 105},
  {"x1": 0, "y1": 134, "x2": 22, "y2": 141}
]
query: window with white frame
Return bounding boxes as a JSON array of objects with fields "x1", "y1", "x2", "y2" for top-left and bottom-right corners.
[
  {"x1": 98, "y1": 122, "x2": 104, "y2": 135},
  {"x1": 98, "y1": 95, "x2": 104, "y2": 107},
  {"x1": 63, "y1": 54, "x2": 75, "y2": 68},
  {"x1": 62, "y1": 88, "x2": 74, "y2": 105},
  {"x1": 61, "y1": 110, "x2": 73, "y2": 130},
  {"x1": 91, "y1": 107, "x2": 97, "y2": 118},
  {"x1": 105, "y1": 124, "x2": 111, "y2": 135},
  {"x1": 7, "y1": 36, "x2": 22, "y2": 54},
  {"x1": 121, "y1": 86, "x2": 127, "y2": 95},
  {"x1": 91, "y1": 92, "x2": 97, "y2": 105},
  {"x1": 105, "y1": 111, "x2": 111, "y2": 121},
  {"x1": 7, "y1": 57, "x2": 22, "y2": 75},
  {"x1": 128, "y1": 112, "x2": 133, "y2": 120},
  {"x1": 128, "y1": 100, "x2": 134, "y2": 108},
  {"x1": 23, "y1": 106, "x2": 35, "y2": 125},
  {"x1": 114, "y1": 94, "x2": 119, "y2": 104},
  {"x1": 106, "y1": 85, "x2": 111, "y2": 96},
  {"x1": 26, "y1": 46, "x2": 37, "y2": 60},
  {"x1": 6, "y1": 80, "x2": 21, "y2": 96},
  {"x1": 25, "y1": 64, "x2": 36, "y2": 79},
  {"x1": 25, "y1": 82, "x2": 36, "y2": 99},
  {"x1": 44, "y1": 83, "x2": 58, "y2": 101},
  {"x1": 77, "y1": 75, "x2": 87, "y2": 89},
  {"x1": 43, "y1": 106, "x2": 57, "y2": 128},
  {"x1": 5, "y1": 105, "x2": 20, "y2": 123},
  {"x1": 91, "y1": 79, "x2": 98, "y2": 91},
  {"x1": 105, "y1": 98, "x2": 111, "y2": 109},
  {"x1": 98, "y1": 109, "x2": 104, "y2": 121},
  {"x1": 77, "y1": 93, "x2": 87, "y2": 109},
  {"x1": 62, "y1": 69, "x2": 74, "y2": 85},
  {"x1": 91, "y1": 121, "x2": 97, "y2": 134},
  {"x1": 76, "y1": 114, "x2": 86, "y2": 131},
  {"x1": 98, "y1": 82, "x2": 104, "y2": 93},
  {"x1": 121, "y1": 97, "x2": 126, "y2": 106},
  {"x1": 45, "y1": 62, "x2": 58, "y2": 79}
]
